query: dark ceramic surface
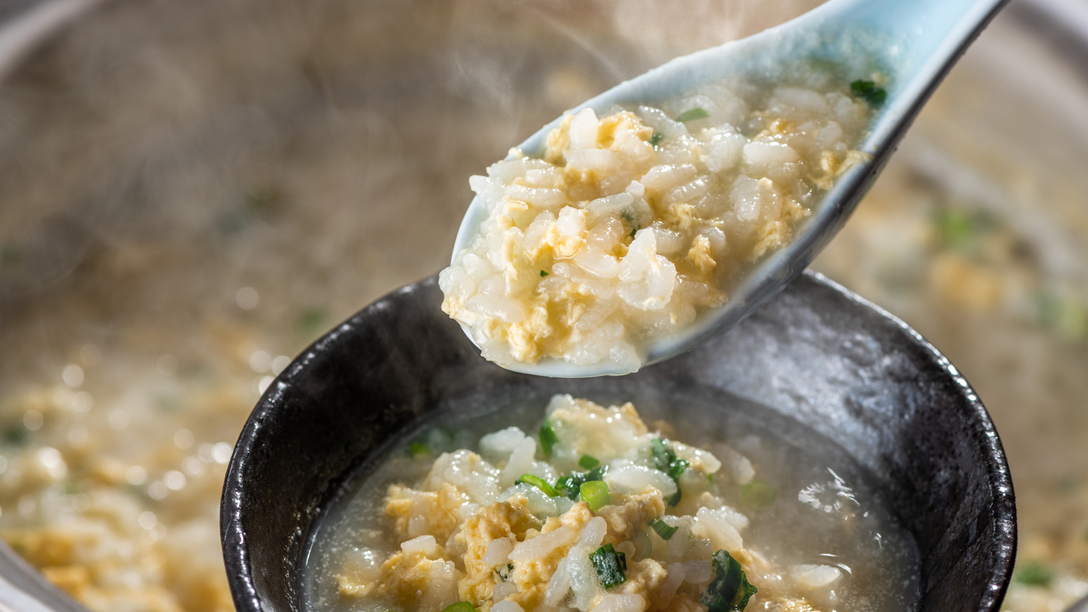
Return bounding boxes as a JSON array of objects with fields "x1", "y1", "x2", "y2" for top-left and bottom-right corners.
[{"x1": 220, "y1": 271, "x2": 1016, "y2": 612}]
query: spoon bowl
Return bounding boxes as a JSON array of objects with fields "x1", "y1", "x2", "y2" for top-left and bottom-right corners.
[
  {"x1": 221, "y1": 271, "x2": 1016, "y2": 612},
  {"x1": 450, "y1": 0, "x2": 1010, "y2": 377}
]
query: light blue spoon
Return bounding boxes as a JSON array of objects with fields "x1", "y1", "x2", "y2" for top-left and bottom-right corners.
[{"x1": 450, "y1": 0, "x2": 1009, "y2": 377}]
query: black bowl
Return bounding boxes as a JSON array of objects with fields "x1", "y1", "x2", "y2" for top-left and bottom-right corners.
[{"x1": 220, "y1": 271, "x2": 1016, "y2": 612}]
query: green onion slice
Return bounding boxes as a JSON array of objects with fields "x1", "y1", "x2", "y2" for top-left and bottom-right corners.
[
  {"x1": 740, "y1": 480, "x2": 776, "y2": 507},
  {"x1": 650, "y1": 438, "x2": 689, "y2": 506},
  {"x1": 676, "y1": 107, "x2": 710, "y2": 122},
  {"x1": 702, "y1": 550, "x2": 758, "y2": 612},
  {"x1": 651, "y1": 518, "x2": 678, "y2": 540},
  {"x1": 1014, "y1": 560, "x2": 1055, "y2": 587},
  {"x1": 495, "y1": 563, "x2": 514, "y2": 582},
  {"x1": 849, "y1": 79, "x2": 887, "y2": 106},
  {"x1": 580, "y1": 480, "x2": 610, "y2": 511},
  {"x1": 538, "y1": 420, "x2": 559, "y2": 457},
  {"x1": 442, "y1": 602, "x2": 477, "y2": 612},
  {"x1": 578, "y1": 454, "x2": 600, "y2": 470},
  {"x1": 555, "y1": 465, "x2": 608, "y2": 501},
  {"x1": 516, "y1": 474, "x2": 557, "y2": 497},
  {"x1": 589, "y1": 543, "x2": 627, "y2": 589}
]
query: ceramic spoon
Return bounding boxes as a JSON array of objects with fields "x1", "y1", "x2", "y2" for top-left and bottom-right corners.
[{"x1": 450, "y1": 0, "x2": 1009, "y2": 377}]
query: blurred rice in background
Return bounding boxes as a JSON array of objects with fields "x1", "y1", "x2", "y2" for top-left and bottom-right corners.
[{"x1": 0, "y1": 1, "x2": 1085, "y2": 611}]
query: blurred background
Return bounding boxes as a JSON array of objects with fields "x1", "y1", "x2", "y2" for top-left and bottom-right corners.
[{"x1": 0, "y1": 0, "x2": 1086, "y2": 611}]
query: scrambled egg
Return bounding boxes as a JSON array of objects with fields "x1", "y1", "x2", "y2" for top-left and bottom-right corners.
[
  {"x1": 598, "y1": 491, "x2": 666, "y2": 543},
  {"x1": 459, "y1": 496, "x2": 540, "y2": 604},
  {"x1": 386, "y1": 483, "x2": 473, "y2": 543}
]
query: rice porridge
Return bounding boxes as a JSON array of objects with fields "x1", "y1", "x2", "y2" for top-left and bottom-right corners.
[
  {"x1": 440, "y1": 82, "x2": 874, "y2": 373},
  {"x1": 304, "y1": 395, "x2": 919, "y2": 612}
]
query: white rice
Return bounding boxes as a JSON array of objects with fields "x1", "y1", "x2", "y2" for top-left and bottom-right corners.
[
  {"x1": 593, "y1": 594, "x2": 649, "y2": 612},
  {"x1": 482, "y1": 537, "x2": 515, "y2": 567},
  {"x1": 500, "y1": 437, "x2": 539, "y2": 487},
  {"x1": 508, "y1": 525, "x2": 575, "y2": 561},
  {"x1": 492, "y1": 600, "x2": 525, "y2": 612},
  {"x1": 605, "y1": 463, "x2": 678, "y2": 496},
  {"x1": 791, "y1": 563, "x2": 843, "y2": 588},
  {"x1": 479, "y1": 427, "x2": 528, "y2": 464},
  {"x1": 693, "y1": 506, "x2": 744, "y2": 552},
  {"x1": 400, "y1": 534, "x2": 438, "y2": 556},
  {"x1": 681, "y1": 559, "x2": 713, "y2": 584},
  {"x1": 576, "y1": 517, "x2": 608, "y2": 548}
]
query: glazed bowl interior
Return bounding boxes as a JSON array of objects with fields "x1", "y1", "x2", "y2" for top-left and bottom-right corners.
[{"x1": 222, "y1": 271, "x2": 1015, "y2": 612}]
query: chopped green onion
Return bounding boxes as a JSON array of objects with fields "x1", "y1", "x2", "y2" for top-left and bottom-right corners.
[
  {"x1": 629, "y1": 225, "x2": 639, "y2": 239},
  {"x1": 850, "y1": 80, "x2": 887, "y2": 106},
  {"x1": 676, "y1": 107, "x2": 710, "y2": 122},
  {"x1": 442, "y1": 602, "x2": 477, "y2": 612},
  {"x1": 933, "y1": 208, "x2": 977, "y2": 249},
  {"x1": 740, "y1": 480, "x2": 776, "y2": 507},
  {"x1": 580, "y1": 480, "x2": 610, "y2": 511},
  {"x1": 495, "y1": 563, "x2": 514, "y2": 582},
  {"x1": 650, "y1": 438, "x2": 672, "y2": 469},
  {"x1": 702, "y1": 550, "x2": 758, "y2": 612},
  {"x1": 555, "y1": 465, "x2": 608, "y2": 501},
  {"x1": 650, "y1": 438, "x2": 689, "y2": 506},
  {"x1": 540, "y1": 270, "x2": 549, "y2": 277},
  {"x1": 2, "y1": 426, "x2": 28, "y2": 447},
  {"x1": 649, "y1": 132, "x2": 664, "y2": 147},
  {"x1": 667, "y1": 458, "x2": 690, "y2": 482},
  {"x1": 665, "y1": 488, "x2": 683, "y2": 510},
  {"x1": 555, "y1": 475, "x2": 578, "y2": 500},
  {"x1": 413, "y1": 427, "x2": 459, "y2": 456},
  {"x1": 578, "y1": 454, "x2": 600, "y2": 470},
  {"x1": 297, "y1": 307, "x2": 329, "y2": 335},
  {"x1": 1035, "y1": 291, "x2": 1088, "y2": 341},
  {"x1": 651, "y1": 519, "x2": 678, "y2": 540},
  {"x1": 589, "y1": 543, "x2": 627, "y2": 589},
  {"x1": 1036, "y1": 292, "x2": 1062, "y2": 329},
  {"x1": 538, "y1": 420, "x2": 559, "y2": 457},
  {"x1": 1014, "y1": 560, "x2": 1054, "y2": 587},
  {"x1": 516, "y1": 474, "x2": 558, "y2": 497}
]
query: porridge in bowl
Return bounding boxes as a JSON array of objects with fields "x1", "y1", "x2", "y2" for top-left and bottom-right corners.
[{"x1": 304, "y1": 396, "x2": 919, "y2": 612}]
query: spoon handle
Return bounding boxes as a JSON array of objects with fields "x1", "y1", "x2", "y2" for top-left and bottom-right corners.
[{"x1": 808, "y1": 0, "x2": 1011, "y2": 153}]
